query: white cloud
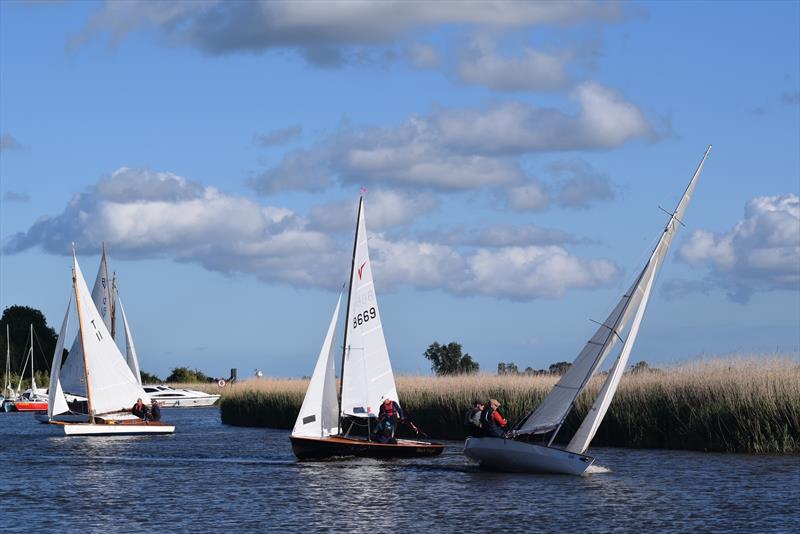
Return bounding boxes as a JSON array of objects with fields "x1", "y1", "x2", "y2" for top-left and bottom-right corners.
[
  {"x1": 71, "y1": 1, "x2": 627, "y2": 66},
  {"x1": 678, "y1": 193, "x2": 800, "y2": 302},
  {"x1": 507, "y1": 181, "x2": 550, "y2": 212},
  {"x1": 408, "y1": 43, "x2": 440, "y2": 69},
  {"x1": 254, "y1": 86, "x2": 653, "y2": 194},
  {"x1": 548, "y1": 159, "x2": 615, "y2": 208},
  {"x1": 3, "y1": 167, "x2": 620, "y2": 301},
  {"x1": 458, "y1": 37, "x2": 569, "y2": 91},
  {"x1": 308, "y1": 190, "x2": 439, "y2": 231},
  {"x1": 436, "y1": 82, "x2": 654, "y2": 154}
]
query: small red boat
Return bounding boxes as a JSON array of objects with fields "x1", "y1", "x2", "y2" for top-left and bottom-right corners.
[{"x1": 12, "y1": 400, "x2": 48, "y2": 412}]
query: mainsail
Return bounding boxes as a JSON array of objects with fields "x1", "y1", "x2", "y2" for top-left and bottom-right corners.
[
  {"x1": 73, "y1": 252, "x2": 148, "y2": 416},
  {"x1": 340, "y1": 197, "x2": 399, "y2": 418},
  {"x1": 516, "y1": 146, "x2": 711, "y2": 443},
  {"x1": 47, "y1": 297, "x2": 72, "y2": 417},
  {"x1": 60, "y1": 246, "x2": 115, "y2": 396},
  {"x1": 118, "y1": 296, "x2": 142, "y2": 385},
  {"x1": 293, "y1": 294, "x2": 342, "y2": 438}
]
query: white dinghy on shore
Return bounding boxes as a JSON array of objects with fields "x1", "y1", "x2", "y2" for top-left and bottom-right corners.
[
  {"x1": 43, "y1": 247, "x2": 174, "y2": 436},
  {"x1": 464, "y1": 146, "x2": 712, "y2": 475}
]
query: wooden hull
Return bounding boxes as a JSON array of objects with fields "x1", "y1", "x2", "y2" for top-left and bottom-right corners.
[
  {"x1": 48, "y1": 420, "x2": 175, "y2": 436},
  {"x1": 463, "y1": 437, "x2": 594, "y2": 475},
  {"x1": 291, "y1": 435, "x2": 444, "y2": 460}
]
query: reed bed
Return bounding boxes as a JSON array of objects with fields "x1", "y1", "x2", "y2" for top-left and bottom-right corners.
[{"x1": 219, "y1": 356, "x2": 800, "y2": 453}]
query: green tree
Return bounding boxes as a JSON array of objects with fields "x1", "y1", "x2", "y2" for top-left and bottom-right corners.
[
  {"x1": 1, "y1": 305, "x2": 59, "y2": 378},
  {"x1": 165, "y1": 366, "x2": 213, "y2": 383},
  {"x1": 630, "y1": 361, "x2": 652, "y2": 374},
  {"x1": 549, "y1": 361, "x2": 571, "y2": 375},
  {"x1": 423, "y1": 342, "x2": 479, "y2": 375},
  {"x1": 497, "y1": 362, "x2": 519, "y2": 375},
  {"x1": 140, "y1": 370, "x2": 162, "y2": 384}
]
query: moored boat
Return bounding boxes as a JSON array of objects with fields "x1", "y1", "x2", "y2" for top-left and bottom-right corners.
[
  {"x1": 142, "y1": 384, "x2": 220, "y2": 407},
  {"x1": 464, "y1": 146, "x2": 712, "y2": 475},
  {"x1": 290, "y1": 196, "x2": 443, "y2": 460}
]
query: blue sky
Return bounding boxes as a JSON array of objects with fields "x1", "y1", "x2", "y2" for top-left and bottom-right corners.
[{"x1": 1, "y1": 1, "x2": 798, "y2": 379}]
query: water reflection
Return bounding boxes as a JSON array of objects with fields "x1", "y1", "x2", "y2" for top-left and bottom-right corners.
[{"x1": 0, "y1": 409, "x2": 797, "y2": 532}]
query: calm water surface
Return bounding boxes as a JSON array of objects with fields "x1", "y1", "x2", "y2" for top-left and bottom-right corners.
[{"x1": 1, "y1": 408, "x2": 797, "y2": 532}]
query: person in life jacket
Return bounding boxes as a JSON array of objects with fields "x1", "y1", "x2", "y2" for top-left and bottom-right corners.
[
  {"x1": 373, "y1": 397, "x2": 404, "y2": 443},
  {"x1": 463, "y1": 400, "x2": 484, "y2": 437},
  {"x1": 480, "y1": 399, "x2": 508, "y2": 438}
]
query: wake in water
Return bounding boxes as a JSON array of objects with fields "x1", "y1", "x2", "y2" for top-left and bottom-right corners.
[{"x1": 587, "y1": 464, "x2": 611, "y2": 474}]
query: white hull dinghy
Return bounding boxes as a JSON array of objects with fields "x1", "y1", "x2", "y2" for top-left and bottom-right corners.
[
  {"x1": 291, "y1": 196, "x2": 443, "y2": 459},
  {"x1": 465, "y1": 147, "x2": 711, "y2": 475},
  {"x1": 43, "y1": 247, "x2": 175, "y2": 436}
]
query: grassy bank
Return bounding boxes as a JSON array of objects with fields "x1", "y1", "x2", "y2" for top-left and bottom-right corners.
[{"x1": 220, "y1": 357, "x2": 800, "y2": 453}]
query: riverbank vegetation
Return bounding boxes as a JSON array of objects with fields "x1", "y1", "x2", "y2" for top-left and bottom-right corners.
[{"x1": 220, "y1": 356, "x2": 800, "y2": 454}]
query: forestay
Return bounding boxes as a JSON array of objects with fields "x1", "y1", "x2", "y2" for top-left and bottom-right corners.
[
  {"x1": 47, "y1": 297, "x2": 72, "y2": 417},
  {"x1": 340, "y1": 198, "x2": 399, "y2": 418},
  {"x1": 60, "y1": 249, "x2": 114, "y2": 396},
  {"x1": 517, "y1": 146, "x2": 711, "y2": 439},
  {"x1": 118, "y1": 296, "x2": 142, "y2": 385},
  {"x1": 293, "y1": 294, "x2": 342, "y2": 438},
  {"x1": 73, "y1": 253, "x2": 148, "y2": 416}
]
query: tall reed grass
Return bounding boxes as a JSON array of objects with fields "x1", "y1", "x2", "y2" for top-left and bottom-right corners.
[{"x1": 220, "y1": 356, "x2": 800, "y2": 453}]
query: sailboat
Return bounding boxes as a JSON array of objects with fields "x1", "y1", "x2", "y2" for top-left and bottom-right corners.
[
  {"x1": 1, "y1": 324, "x2": 18, "y2": 411},
  {"x1": 464, "y1": 146, "x2": 712, "y2": 475},
  {"x1": 290, "y1": 196, "x2": 444, "y2": 459},
  {"x1": 44, "y1": 247, "x2": 174, "y2": 435},
  {"x1": 9, "y1": 325, "x2": 50, "y2": 412}
]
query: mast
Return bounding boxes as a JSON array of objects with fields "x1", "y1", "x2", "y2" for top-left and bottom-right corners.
[
  {"x1": 111, "y1": 272, "x2": 117, "y2": 340},
  {"x1": 4, "y1": 324, "x2": 9, "y2": 395},
  {"x1": 29, "y1": 324, "x2": 34, "y2": 390},
  {"x1": 102, "y1": 242, "x2": 115, "y2": 340},
  {"x1": 73, "y1": 250, "x2": 95, "y2": 422},
  {"x1": 338, "y1": 196, "x2": 363, "y2": 432}
]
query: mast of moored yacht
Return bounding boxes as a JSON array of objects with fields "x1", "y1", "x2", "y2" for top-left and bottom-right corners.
[
  {"x1": 72, "y1": 250, "x2": 95, "y2": 422},
  {"x1": 337, "y1": 196, "x2": 363, "y2": 433},
  {"x1": 29, "y1": 324, "x2": 35, "y2": 390},
  {"x1": 101, "y1": 242, "x2": 115, "y2": 340},
  {"x1": 4, "y1": 324, "x2": 11, "y2": 396}
]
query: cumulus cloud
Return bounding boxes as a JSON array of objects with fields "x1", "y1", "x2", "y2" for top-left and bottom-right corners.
[
  {"x1": 71, "y1": 1, "x2": 626, "y2": 66},
  {"x1": 254, "y1": 85, "x2": 652, "y2": 193},
  {"x1": 458, "y1": 37, "x2": 569, "y2": 91},
  {"x1": 3, "y1": 191, "x2": 30, "y2": 203},
  {"x1": 423, "y1": 224, "x2": 581, "y2": 247},
  {"x1": 2, "y1": 168, "x2": 343, "y2": 288},
  {"x1": 408, "y1": 43, "x2": 440, "y2": 69},
  {"x1": 3, "y1": 167, "x2": 620, "y2": 300},
  {"x1": 678, "y1": 193, "x2": 800, "y2": 302},
  {"x1": 308, "y1": 190, "x2": 439, "y2": 231},
  {"x1": 505, "y1": 159, "x2": 615, "y2": 212},
  {"x1": 0, "y1": 134, "x2": 20, "y2": 151},
  {"x1": 370, "y1": 236, "x2": 618, "y2": 299},
  {"x1": 253, "y1": 125, "x2": 303, "y2": 147}
]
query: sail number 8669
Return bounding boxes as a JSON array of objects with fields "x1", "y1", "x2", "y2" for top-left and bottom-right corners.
[{"x1": 353, "y1": 307, "x2": 377, "y2": 329}]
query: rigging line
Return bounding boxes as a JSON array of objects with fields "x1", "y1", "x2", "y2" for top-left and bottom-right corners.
[
  {"x1": 588, "y1": 319, "x2": 627, "y2": 345},
  {"x1": 658, "y1": 205, "x2": 685, "y2": 227}
]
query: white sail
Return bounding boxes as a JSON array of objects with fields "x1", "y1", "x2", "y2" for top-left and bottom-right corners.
[
  {"x1": 48, "y1": 297, "x2": 72, "y2": 417},
  {"x1": 73, "y1": 253, "x2": 148, "y2": 416},
  {"x1": 117, "y1": 296, "x2": 142, "y2": 385},
  {"x1": 340, "y1": 198, "x2": 399, "y2": 418},
  {"x1": 293, "y1": 294, "x2": 342, "y2": 438},
  {"x1": 517, "y1": 146, "x2": 711, "y2": 438},
  {"x1": 564, "y1": 147, "x2": 710, "y2": 453},
  {"x1": 60, "y1": 250, "x2": 114, "y2": 396}
]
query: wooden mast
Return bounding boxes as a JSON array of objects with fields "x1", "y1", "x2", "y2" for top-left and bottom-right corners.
[
  {"x1": 337, "y1": 196, "x2": 362, "y2": 434},
  {"x1": 73, "y1": 249, "x2": 95, "y2": 423},
  {"x1": 102, "y1": 242, "x2": 116, "y2": 340}
]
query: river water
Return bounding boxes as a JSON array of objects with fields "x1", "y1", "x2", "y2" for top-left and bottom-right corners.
[{"x1": 1, "y1": 407, "x2": 797, "y2": 532}]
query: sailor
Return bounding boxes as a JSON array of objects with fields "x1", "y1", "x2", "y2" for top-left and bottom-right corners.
[
  {"x1": 149, "y1": 399, "x2": 161, "y2": 422},
  {"x1": 463, "y1": 400, "x2": 484, "y2": 436},
  {"x1": 480, "y1": 399, "x2": 508, "y2": 438},
  {"x1": 132, "y1": 398, "x2": 147, "y2": 419},
  {"x1": 373, "y1": 397, "x2": 403, "y2": 443}
]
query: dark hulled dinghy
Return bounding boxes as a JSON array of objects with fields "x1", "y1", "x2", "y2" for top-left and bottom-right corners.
[{"x1": 290, "y1": 196, "x2": 443, "y2": 460}]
